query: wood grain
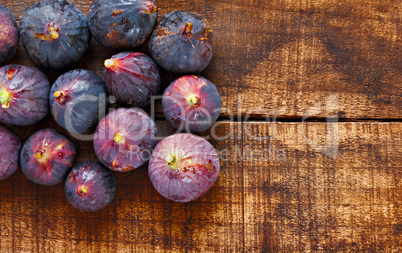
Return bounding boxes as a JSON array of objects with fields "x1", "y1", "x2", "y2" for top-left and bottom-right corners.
[
  {"x1": 0, "y1": 122, "x2": 401, "y2": 252},
  {"x1": 243, "y1": 122, "x2": 402, "y2": 251},
  {"x1": 1, "y1": 120, "x2": 244, "y2": 252},
  {"x1": 0, "y1": 0, "x2": 401, "y2": 252},
  {"x1": 225, "y1": 0, "x2": 401, "y2": 120},
  {"x1": 1, "y1": 0, "x2": 400, "y2": 119}
]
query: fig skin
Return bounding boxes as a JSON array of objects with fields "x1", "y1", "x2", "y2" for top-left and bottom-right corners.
[
  {"x1": 148, "y1": 133, "x2": 220, "y2": 202},
  {"x1": 162, "y1": 75, "x2": 222, "y2": 133},
  {"x1": 0, "y1": 5, "x2": 19, "y2": 65},
  {"x1": 0, "y1": 125, "x2": 21, "y2": 180},
  {"x1": 50, "y1": 69, "x2": 109, "y2": 135},
  {"x1": 0, "y1": 65, "x2": 50, "y2": 126},
  {"x1": 19, "y1": 0, "x2": 91, "y2": 72},
  {"x1": 65, "y1": 161, "x2": 117, "y2": 212},
  {"x1": 20, "y1": 128, "x2": 76, "y2": 186},
  {"x1": 149, "y1": 10, "x2": 213, "y2": 74},
  {"x1": 88, "y1": 0, "x2": 158, "y2": 49},
  {"x1": 94, "y1": 108, "x2": 158, "y2": 172},
  {"x1": 104, "y1": 52, "x2": 160, "y2": 107}
]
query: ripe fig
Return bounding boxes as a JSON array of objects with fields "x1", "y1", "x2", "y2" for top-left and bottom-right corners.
[
  {"x1": 162, "y1": 75, "x2": 222, "y2": 133},
  {"x1": 0, "y1": 4, "x2": 19, "y2": 65},
  {"x1": 149, "y1": 133, "x2": 220, "y2": 202},
  {"x1": 19, "y1": 0, "x2": 91, "y2": 71},
  {"x1": 20, "y1": 128, "x2": 76, "y2": 186},
  {"x1": 88, "y1": 0, "x2": 158, "y2": 49},
  {"x1": 149, "y1": 11, "x2": 213, "y2": 74},
  {"x1": 0, "y1": 125, "x2": 21, "y2": 180},
  {"x1": 65, "y1": 161, "x2": 117, "y2": 211},
  {"x1": 50, "y1": 69, "x2": 108, "y2": 135},
  {"x1": 0, "y1": 65, "x2": 50, "y2": 126},
  {"x1": 94, "y1": 108, "x2": 158, "y2": 172},
  {"x1": 104, "y1": 52, "x2": 160, "y2": 107}
]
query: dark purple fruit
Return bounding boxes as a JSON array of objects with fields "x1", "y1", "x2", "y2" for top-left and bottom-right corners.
[
  {"x1": 104, "y1": 52, "x2": 160, "y2": 107},
  {"x1": 163, "y1": 75, "x2": 222, "y2": 133},
  {"x1": 88, "y1": 0, "x2": 158, "y2": 49},
  {"x1": 50, "y1": 69, "x2": 108, "y2": 135},
  {"x1": 19, "y1": 0, "x2": 91, "y2": 71},
  {"x1": 20, "y1": 128, "x2": 76, "y2": 186},
  {"x1": 0, "y1": 5, "x2": 19, "y2": 65},
  {"x1": 149, "y1": 11, "x2": 213, "y2": 74},
  {"x1": 65, "y1": 161, "x2": 116, "y2": 212},
  {"x1": 0, "y1": 125, "x2": 21, "y2": 180},
  {"x1": 149, "y1": 133, "x2": 220, "y2": 202},
  {"x1": 0, "y1": 65, "x2": 50, "y2": 126},
  {"x1": 94, "y1": 108, "x2": 158, "y2": 172}
]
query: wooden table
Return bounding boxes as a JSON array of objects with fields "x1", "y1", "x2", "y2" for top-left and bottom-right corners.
[{"x1": 1, "y1": 0, "x2": 401, "y2": 251}]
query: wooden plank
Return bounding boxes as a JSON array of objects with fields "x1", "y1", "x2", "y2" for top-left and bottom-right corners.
[
  {"x1": 0, "y1": 0, "x2": 401, "y2": 251},
  {"x1": 2, "y1": 119, "x2": 244, "y2": 252},
  {"x1": 224, "y1": 0, "x2": 401, "y2": 120},
  {"x1": 243, "y1": 122, "x2": 402, "y2": 251},
  {"x1": 0, "y1": 121, "x2": 401, "y2": 251},
  {"x1": 1, "y1": 0, "x2": 400, "y2": 120}
]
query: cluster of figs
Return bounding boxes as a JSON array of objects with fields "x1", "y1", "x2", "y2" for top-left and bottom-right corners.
[{"x1": 0, "y1": 0, "x2": 222, "y2": 211}]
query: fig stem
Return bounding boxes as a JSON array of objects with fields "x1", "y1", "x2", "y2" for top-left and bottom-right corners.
[
  {"x1": 54, "y1": 91, "x2": 64, "y2": 99},
  {"x1": 165, "y1": 154, "x2": 176, "y2": 165},
  {"x1": 35, "y1": 151, "x2": 43, "y2": 159},
  {"x1": 183, "y1": 23, "x2": 193, "y2": 36},
  {"x1": 189, "y1": 96, "x2": 200, "y2": 106},
  {"x1": 0, "y1": 89, "x2": 11, "y2": 109},
  {"x1": 78, "y1": 186, "x2": 87, "y2": 196},
  {"x1": 111, "y1": 159, "x2": 117, "y2": 167},
  {"x1": 49, "y1": 29, "x2": 59, "y2": 40},
  {"x1": 114, "y1": 133, "x2": 123, "y2": 143},
  {"x1": 104, "y1": 59, "x2": 115, "y2": 68}
]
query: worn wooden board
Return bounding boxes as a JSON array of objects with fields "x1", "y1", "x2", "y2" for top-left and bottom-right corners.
[
  {"x1": 1, "y1": 0, "x2": 401, "y2": 119},
  {"x1": 224, "y1": 0, "x2": 402, "y2": 120},
  {"x1": 1, "y1": 120, "x2": 244, "y2": 252},
  {"x1": 0, "y1": 0, "x2": 401, "y2": 252},
  {"x1": 243, "y1": 122, "x2": 402, "y2": 251},
  {"x1": 0, "y1": 122, "x2": 401, "y2": 252}
]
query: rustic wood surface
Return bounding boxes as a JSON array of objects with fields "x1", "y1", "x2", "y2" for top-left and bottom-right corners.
[
  {"x1": 0, "y1": 0, "x2": 401, "y2": 252},
  {"x1": 2, "y1": 0, "x2": 401, "y2": 119},
  {"x1": 0, "y1": 122, "x2": 401, "y2": 252}
]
